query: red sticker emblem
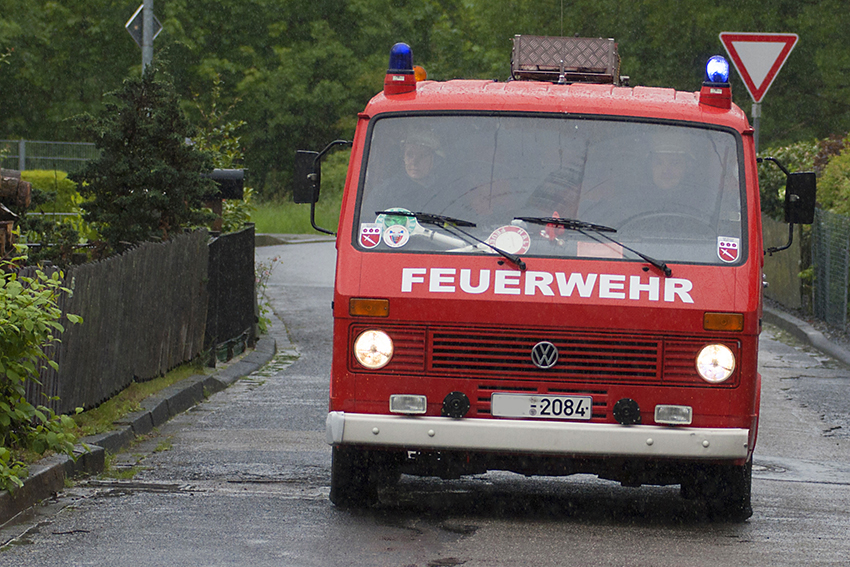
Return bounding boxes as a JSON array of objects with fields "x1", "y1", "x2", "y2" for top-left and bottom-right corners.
[
  {"x1": 360, "y1": 223, "x2": 381, "y2": 249},
  {"x1": 717, "y1": 237, "x2": 740, "y2": 263}
]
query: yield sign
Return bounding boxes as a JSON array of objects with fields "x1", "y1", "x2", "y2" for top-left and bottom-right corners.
[{"x1": 719, "y1": 32, "x2": 798, "y2": 103}]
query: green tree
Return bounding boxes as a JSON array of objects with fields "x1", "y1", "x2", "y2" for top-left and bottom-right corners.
[
  {"x1": 70, "y1": 64, "x2": 216, "y2": 253},
  {"x1": 190, "y1": 75, "x2": 255, "y2": 233},
  {"x1": 0, "y1": 0, "x2": 136, "y2": 140},
  {"x1": 3, "y1": 0, "x2": 850, "y2": 196}
]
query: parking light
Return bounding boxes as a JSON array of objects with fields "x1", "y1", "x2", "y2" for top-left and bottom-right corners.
[
  {"x1": 655, "y1": 405, "x2": 693, "y2": 425},
  {"x1": 390, "y1": 394, "x2": 427, "y2": 415}
]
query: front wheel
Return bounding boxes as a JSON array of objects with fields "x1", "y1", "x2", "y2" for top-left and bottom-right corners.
[
  {"x1": 680, "y1": 459, "x2": 753, "y2": 521},
  {"x1": 329, "y1": 446, "x2": 377, "y2": 508},
  {"x1": 329, "y1": 447, "x2": 402, "y2": 508}
]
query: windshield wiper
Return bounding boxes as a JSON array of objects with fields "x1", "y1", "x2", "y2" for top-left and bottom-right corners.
[
  {"x1": 514, "y1": 216, "x2": 617, "y2": 234},
  {"x1": 377, "y1": 210, "x2": 526, "y2": 271},
  {"x1": 515, "y1": 216, "x2": 671, "y2": 277}
]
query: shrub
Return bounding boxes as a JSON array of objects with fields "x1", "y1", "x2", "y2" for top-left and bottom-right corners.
[
  {"x1": 191, "y1": 75, "x2": 254, "y2": 234},
  {"x1": 16, "y1": 170, "x2": 95, "y2": 267},
  {"x1": 817, "y1": 140, "x2": 850, "y2": 215},
  {"x1": 758, "y1": 140, "x2": 818, "y2": 221},
  {"x1": 20, "y1": 170, "x2": 80, "y2": 213},
  {"x1": 0, "y1": 252, "x2": 82, "y2": 491}
]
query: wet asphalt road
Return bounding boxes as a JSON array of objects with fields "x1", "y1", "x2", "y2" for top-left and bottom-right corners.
[{"x1": 1, "y1": 240, "x2": 849, "y2": 566}]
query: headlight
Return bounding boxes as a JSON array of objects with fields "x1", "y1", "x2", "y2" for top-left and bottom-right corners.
[
  {"x1": 695, "y1": 344, "x2": 735, "y2": 383},
  {"x1": 353, "y1": 330, "x2": 394, "y2": 369}
]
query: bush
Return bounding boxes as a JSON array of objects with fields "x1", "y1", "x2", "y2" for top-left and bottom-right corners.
[
  {"x1": 20, "y1": 170, "x2": 81, "y2": 213},
  {"x1": 758, "y1": 140, "x2": 819, "y2": 221},
  {"x1": 15, "y1": 170, "x2": 96, "y2": 267},
  {"x1": 816, "y1": 136, "x2": 850, "y2": 215},
  {"x1": 0, "y1": 253, "x2": 82, "y2": 491}
]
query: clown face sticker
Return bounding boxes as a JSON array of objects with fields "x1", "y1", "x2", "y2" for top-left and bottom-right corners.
[
  {"x1": 717, "y1": 237, "x2": 740, "y2": 263},
  {"x1": 383, "y1": 225, "x2": 410, "y2": 248},
  {"x1": 359, "y1": 223, "x2": 382, "y2": 249}
]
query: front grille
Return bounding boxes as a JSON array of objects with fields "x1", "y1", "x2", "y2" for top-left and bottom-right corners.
[
  {"x1": 431, "y1": 330, "x2": 660, "y2": 383},
  {"x1": 351, "y1": 324, "x2": 739, "y2": 390}
]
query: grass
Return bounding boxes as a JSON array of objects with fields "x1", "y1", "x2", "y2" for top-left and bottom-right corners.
[
  {"x1": 154, "y1": 437, "x2": 174, "y2": 453},
  {"x1": 251, "y1": 196, "x2": 342, "y2": 234},
  {"x1": 71, "y1": 362, "x2": 207, "y2": 438}
]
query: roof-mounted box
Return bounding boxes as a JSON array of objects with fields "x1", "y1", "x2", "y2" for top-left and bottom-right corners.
[{"x1": 511, "y1": 35, "x2": 626, "y2": 86}]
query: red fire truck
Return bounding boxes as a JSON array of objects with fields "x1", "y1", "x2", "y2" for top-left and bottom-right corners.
[{"x1": 295, "y1": 36, "x2": 815, "y2": 520}]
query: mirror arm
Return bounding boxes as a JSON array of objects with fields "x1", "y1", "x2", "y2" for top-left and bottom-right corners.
[
  {"x1": 756, "y1": 156, "x2": 791, "y2": 176},
  {"x1": 765, "y1": 223, "x2": 794, "y2": 256},
  {"x1": 315, "y1": 140, "x2": 353, "y2": 167},
  {"x1": 308, "y1": 140, "x2": 353, "y2": 236}
]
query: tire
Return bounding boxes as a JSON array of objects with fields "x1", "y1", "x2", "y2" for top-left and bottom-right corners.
[
  {"x1": 680, "y1": 460, "x2": 753, "y2": 521},
  {"x1": 329, "y1": 446, "x2": 378, "y2": 508}
]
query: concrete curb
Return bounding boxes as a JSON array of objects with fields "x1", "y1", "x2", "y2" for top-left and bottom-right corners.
[
  {"x1": 763, "y1": 305, "x2": 850, "y2": 368},
  {"x1": 256, "y1": 233, "x2": 336, "y2": 247},
  {"x1": 0, "y1": 335, "x2": 276, "y2": 526}
]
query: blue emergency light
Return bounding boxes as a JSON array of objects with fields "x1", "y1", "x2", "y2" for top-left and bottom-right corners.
[
  {"x1": 388, "y1": 43, "x2": 414, "y2": 72},
  {"x1": 700, "y1": 55, "x2": 732, "y2": 110},
  {"x1": 385, "y1": 42, "x2": 417, "y2": 95},
  {"x1": 706, "y1": 55, "x2": 730, "y2": 84}
]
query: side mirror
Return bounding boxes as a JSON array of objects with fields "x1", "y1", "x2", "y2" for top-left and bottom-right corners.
[
  {"x1": 293, "y1": 150, "x2": 320, "y2": 204},
  {"x1": 293, "y1": 140, "x2": 353, "y2": 235},
  {"x1": 784, "y1": 172, "x2": 816, "y2": 225}
]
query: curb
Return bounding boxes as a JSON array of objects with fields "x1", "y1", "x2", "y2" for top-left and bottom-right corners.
[
  {"x1": 256, "y1": 233, "x2": 336, "y2": 247},
  {"x1": 763, "y1": 305, "x2": 850, "y2": 368},
  {"x1": 0, "y1": 334, "x2": 276, "y2": 527}
]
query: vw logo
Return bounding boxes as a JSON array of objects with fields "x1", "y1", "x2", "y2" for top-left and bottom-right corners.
[{"x1": 531, "y1": 341, "x2": 559, "y2": 369}]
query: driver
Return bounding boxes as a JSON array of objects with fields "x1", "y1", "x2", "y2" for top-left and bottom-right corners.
[{"x1": 361, "y1": 130, "x2": 445, "y2": 218}]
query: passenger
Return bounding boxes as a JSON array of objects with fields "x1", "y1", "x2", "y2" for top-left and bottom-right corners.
[{"x1": 649, "y1": 137, "x2": 694, "y2": 193}]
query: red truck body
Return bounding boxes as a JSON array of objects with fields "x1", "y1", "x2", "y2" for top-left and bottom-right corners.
[{"x1": 296, "y1": 39, "x2": 813, "y2": 520}]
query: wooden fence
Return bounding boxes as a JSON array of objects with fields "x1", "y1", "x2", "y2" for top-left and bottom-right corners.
[{"x1": 26, "y1": 230, "x2": 211, "y2": 414}]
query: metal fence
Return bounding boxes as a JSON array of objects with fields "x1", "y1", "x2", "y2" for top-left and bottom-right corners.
[
  {"x1": 0, "y1": 139, "x2": 98, "y2": 173},
  {"x1": 206, "y1": 224, "x2": 257, "y2": 353},
  {"x1": 812, "y1": 208, "x2": 850, "y2": 331}
]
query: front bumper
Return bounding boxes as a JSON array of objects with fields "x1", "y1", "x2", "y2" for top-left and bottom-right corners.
[{"x1": 326, "y1": 411, "x2": 750, "y2": 460}]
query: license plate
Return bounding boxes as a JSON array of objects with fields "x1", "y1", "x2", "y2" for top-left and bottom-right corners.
[{"x1": 491, "y1": 393, "x2": 593, "y2": 420}]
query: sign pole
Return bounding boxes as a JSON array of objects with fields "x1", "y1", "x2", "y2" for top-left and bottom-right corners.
[
  {"x1": 125, "y1": 4, "x2": 162, "y2": 72},
  {"x1": 752, "y1": 102, "x2": 761, "y2": 154},
  {"x1": 142, "y1": 0, "x2": 154, "y2": 72}
]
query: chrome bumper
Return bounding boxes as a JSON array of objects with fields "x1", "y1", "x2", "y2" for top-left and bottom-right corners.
[{"x1": 326, "y1": 411, "x2": 750, "y2": 460}]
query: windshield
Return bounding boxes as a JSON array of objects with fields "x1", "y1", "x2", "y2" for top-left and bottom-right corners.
[{"x1": 356, "y1": 114, "x2": 745, "y2": 266}]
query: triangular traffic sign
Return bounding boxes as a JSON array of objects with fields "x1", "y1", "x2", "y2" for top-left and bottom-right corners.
[{"x1": 719, "y1": 32, "x2": 798, "y2": 103}]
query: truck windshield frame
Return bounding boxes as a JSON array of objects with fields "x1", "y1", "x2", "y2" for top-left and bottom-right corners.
[{"x1": 353, "y1": 111, "x2": 748, "y2": 267}]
